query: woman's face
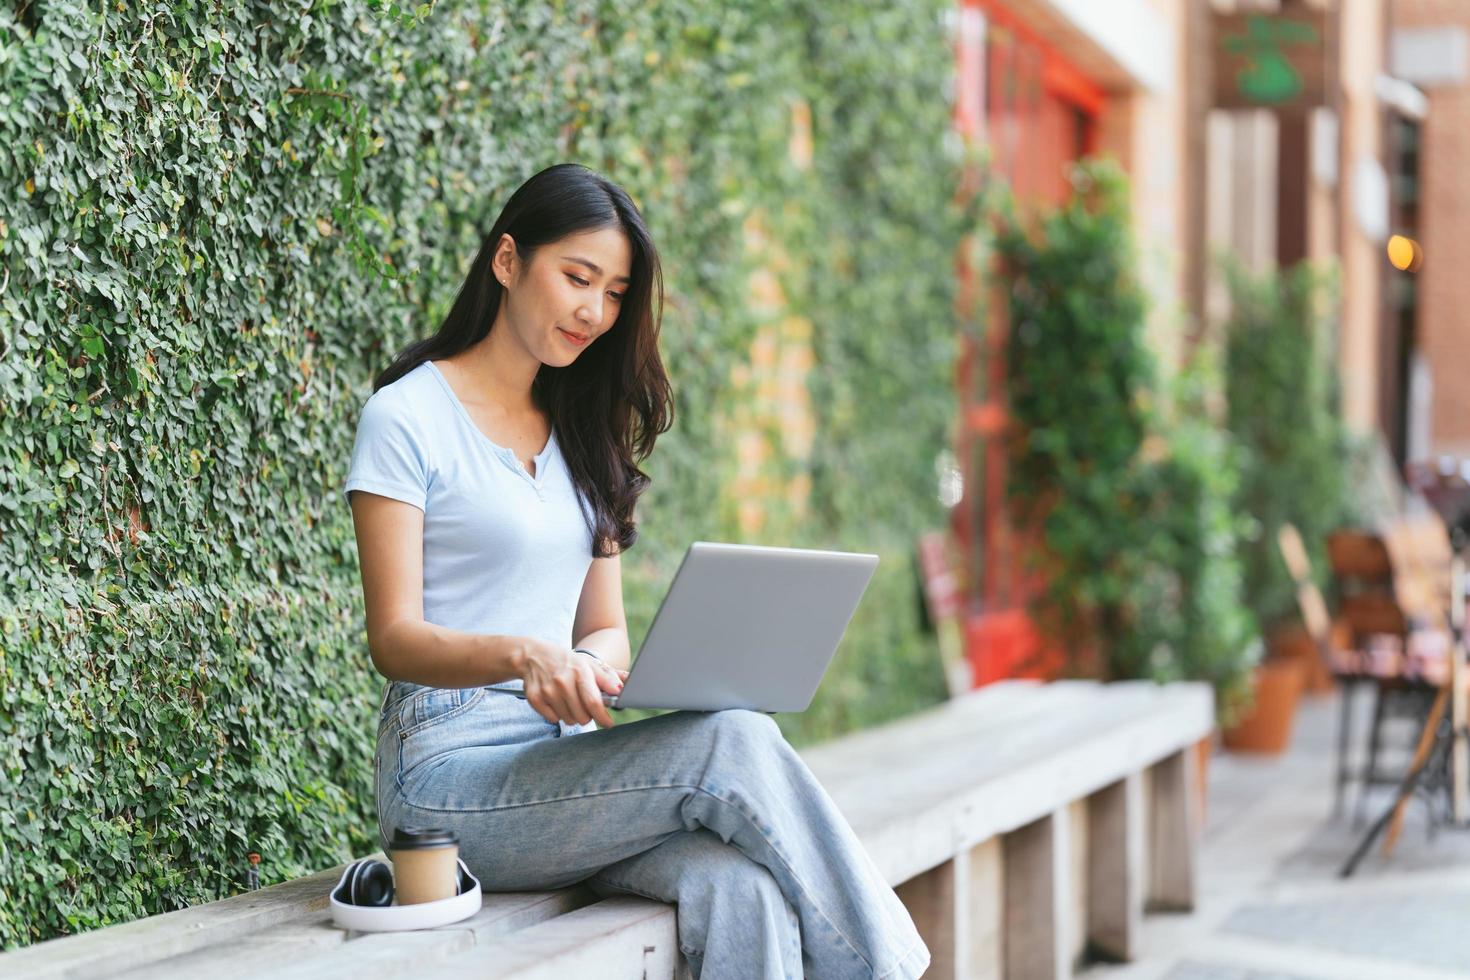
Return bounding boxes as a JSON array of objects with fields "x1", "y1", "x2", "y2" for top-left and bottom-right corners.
[{"x1": 495, "y1": 226, "x2": 633, "y2": 367}]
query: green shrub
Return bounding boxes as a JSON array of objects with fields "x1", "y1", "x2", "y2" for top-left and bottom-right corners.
[
  {"x1": 995, "y1": 161, "x2": 1256, "y2": 713},
  {"x1": 996, "y1": 160, "x2": 1155, "y2": 653},
  {"x1": 1123, "y1": 355, "x2": 1258, "y2": 719},
  {"x1": 1221, "y1": 259, "x2": 1351, "y2": 636}
]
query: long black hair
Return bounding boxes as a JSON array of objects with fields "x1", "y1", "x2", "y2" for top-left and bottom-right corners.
[{"x1": 373, "y1": 163, "x2": 673, "y2": 558}]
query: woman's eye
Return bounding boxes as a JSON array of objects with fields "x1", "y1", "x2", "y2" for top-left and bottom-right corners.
[{"x1": 569, "y1": 274, "x2": 624, "y2": 302}]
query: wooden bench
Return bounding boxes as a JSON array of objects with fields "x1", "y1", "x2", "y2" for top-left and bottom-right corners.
[{"x1": 2, "y1": 680, "x2": 1213, "y2": 980}]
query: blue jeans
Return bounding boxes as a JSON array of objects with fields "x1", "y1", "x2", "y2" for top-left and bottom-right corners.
[{"x1": 374, "y1": 680, "x2": 931, "y2": 979}]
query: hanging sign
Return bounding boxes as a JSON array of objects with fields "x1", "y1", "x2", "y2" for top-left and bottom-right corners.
[{"x1": 1213, "y1": 8, "x2": 1334, "y2": 110}]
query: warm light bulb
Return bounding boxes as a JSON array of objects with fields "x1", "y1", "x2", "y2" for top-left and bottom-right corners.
[{"x1": 1387, "y1": 234, "x2": 1423, "y2": 272}]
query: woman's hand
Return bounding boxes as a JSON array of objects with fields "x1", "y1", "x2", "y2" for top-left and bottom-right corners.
[{"x1": 517, "y1": 638, "x2": 628, "y2": 729}]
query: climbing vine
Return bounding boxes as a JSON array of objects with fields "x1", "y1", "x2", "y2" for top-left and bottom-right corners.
[{"x1": 0, "y1": 0, "x2": 964, "y2": 946}]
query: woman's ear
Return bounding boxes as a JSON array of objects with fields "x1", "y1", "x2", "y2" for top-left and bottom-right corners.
[{"x1": 493, "y1": 233, "x2": 518, "y2": 287}]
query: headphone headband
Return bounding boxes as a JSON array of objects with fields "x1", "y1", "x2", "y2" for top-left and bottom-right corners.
[{"x1": 329, "y1": 857, "x2": 482, "y2": 932}]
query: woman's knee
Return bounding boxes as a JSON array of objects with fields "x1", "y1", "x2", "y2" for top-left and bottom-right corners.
[
  {"x1": 678, "y1": 840, "x2": 789, "y2": 914},
  {"x1": 700, "y1": 707, "x2": 785, "y2": 750},
  {"x1": 685, "y1": 710, "x2": 796, "y2": 806}
]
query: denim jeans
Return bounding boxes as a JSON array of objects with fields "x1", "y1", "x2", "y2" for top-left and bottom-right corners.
[{"x1": 374, "y1": 680, "x2": 931, "y2": 979}]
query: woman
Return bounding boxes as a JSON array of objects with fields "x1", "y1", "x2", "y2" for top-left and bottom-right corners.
[{"x1": 344, "y1": 163, "x2": 930, "y2": 979}]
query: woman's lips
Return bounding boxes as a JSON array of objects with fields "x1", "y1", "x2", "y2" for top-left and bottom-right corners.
[{"x1": 558, "y1": 327, "x2": 590, "y2": 347}]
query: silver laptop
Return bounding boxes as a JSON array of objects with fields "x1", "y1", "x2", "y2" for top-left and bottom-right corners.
[{"x1": 521, "y1": 541, "x2": 879, "y2": 713}]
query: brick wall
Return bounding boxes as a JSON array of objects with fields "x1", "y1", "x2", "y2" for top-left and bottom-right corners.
[{"x1": 1395, "y1": 0, "x2": 1470, "y2": 458}]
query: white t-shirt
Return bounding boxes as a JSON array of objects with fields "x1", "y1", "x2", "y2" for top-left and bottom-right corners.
[{"x1": 343, "y1": 360, "x2": 596, "y2": 693}]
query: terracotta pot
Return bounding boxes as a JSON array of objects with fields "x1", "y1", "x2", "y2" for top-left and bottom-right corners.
[
  {"x1": 1222, "y1": 657, "x2": 1305, "y2": 754},
  {"x1": 1268, "y1": 623, "x2": 1335, "y2": 695}
]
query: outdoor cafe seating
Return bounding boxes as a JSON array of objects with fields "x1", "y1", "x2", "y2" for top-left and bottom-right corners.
[{"x1": 1288, "y1": 456, "x2": 1470, "y2": 838}]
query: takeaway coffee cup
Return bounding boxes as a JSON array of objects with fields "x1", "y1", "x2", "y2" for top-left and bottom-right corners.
[{"x1": 389, "y1": 826, "x2": 460, "y2": 905}]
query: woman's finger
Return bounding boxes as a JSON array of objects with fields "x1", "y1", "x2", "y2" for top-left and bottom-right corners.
[
  {"x1": 587, "y1": 659, "x2": 628, "y2": 682},
  {"x1": 527, "y1": 689, "x2": 559, "y2": 726},
  {"x1": 558, "y1": 672, "x2": 593, "y2": 726},
  {"x1": 591, "y1": 661, "x2": 624, "y2": 694},
  {"x1": 538, "y1": 683, "x2": 574, "y2": 727},
  {"x1": 577, "y1": 667, "x2": 615, "y2": 728}
]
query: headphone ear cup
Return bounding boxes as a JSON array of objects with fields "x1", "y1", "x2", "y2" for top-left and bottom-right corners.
[
  {"x1": 336, "y1": 858, "x2": 395, "y2": 907},
  {"x1": 340, "y1": 859, "x2": 368, "y2": 905},
  {"x1": 335, "y1": 859, "x2": 367, "y2": 905},
  {"x1": 350, "y1": 859, "x2": 394, "y2": 907}
]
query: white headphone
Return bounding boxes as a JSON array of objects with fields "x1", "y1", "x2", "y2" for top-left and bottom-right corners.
[{"x1": 329, "y1": 855, "x2": 482, "y2": 932}]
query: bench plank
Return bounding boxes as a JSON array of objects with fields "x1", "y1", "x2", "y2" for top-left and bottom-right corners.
[
  {"x1": 826, "y1": 683, "x2": 1208, "y2": 823},
  {"x1": 124, "y1": 888, "x2": 596, "y2": 980},
  {"x1": 112, "y1": 913, "x2": 343, "y2": 979},
  {"x1": 799, "y1": 681, "x2": 1093, "y2": 781},
  {"x1": 416, "y1": 897, "x2": 679, "y2": 979},
  {"x1": 1, "y1": 853, "x2": 387, "y2": 979},
  {"x1": 264, "y1": 887, "x2": 598, "y2": 980},
  {"x1": 813, "y1": 683, "x2": 1177, "y2": 816},
  {"x1": 821, "y1": 682, "x2": 1212, "y2": 885}
]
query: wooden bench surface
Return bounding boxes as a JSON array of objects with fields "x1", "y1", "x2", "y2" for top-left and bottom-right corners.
[
  {"x1": 808, "y1": 680, "x2": 1211, "y2": 884},
  {"x1": 3, "y1": 680, "x2": 1212, "y2": 979}
]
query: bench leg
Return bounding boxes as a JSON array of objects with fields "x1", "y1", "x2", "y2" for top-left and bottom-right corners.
[
  {"x1": 895, "y1": 853, "x2": 964, "y2": 979},
  {"x1": 968, "y1": 838, "x2": 1004, "y2": 980},
  {"x1": 1003, "y1": 809, "x2": 1072, "y2": 980},
  {"x1": 894, "y1": 837, "x2": 1007, "y2": 980},
  {"x1": 1147, "y1": 749, "x2": 1198, "y2": 912},
  {"x1": 1085, "y1": 774, "x2": 1143, "y2": 962}
]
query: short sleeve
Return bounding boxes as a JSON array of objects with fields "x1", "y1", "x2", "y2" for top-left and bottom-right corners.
[{"x1": 343, "y1": 392, "x2": 430, "y2": 511}]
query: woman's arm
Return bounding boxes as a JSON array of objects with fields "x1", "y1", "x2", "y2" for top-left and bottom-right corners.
[
  {"x1": 373, "y1": 621, "x2": 529, "y2": 688},
  {"x1": 351, "y1": 489, "x2": 527, "y2": 687},
  {"x1": 352, "y1": 489, "x2": 622, "y2": 726},
  {"x1": 571, "y1": 544, "x2": 633, "y2": 672}
]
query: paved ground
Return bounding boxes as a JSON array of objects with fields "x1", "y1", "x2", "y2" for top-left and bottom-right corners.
[{"x1": 1090, "y1": 689, "x2": 1470, "y2": 980}]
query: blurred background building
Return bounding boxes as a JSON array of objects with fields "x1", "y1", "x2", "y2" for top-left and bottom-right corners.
[{"x1": 951, "y1": 0, "x2": 1469, "y2": 680}]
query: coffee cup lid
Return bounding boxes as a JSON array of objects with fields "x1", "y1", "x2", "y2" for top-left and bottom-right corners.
[{"x1": 389, "y1": 826, "x2": 459, "y2": 850}]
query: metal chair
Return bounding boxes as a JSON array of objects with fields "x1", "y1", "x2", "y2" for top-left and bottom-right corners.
[
  {"x1": 1325, "y1": 529, "x2": 1440, "y2": 824},
  {"x1": 1279, "y1": 524, "x2": 1368, "y2": 818}
]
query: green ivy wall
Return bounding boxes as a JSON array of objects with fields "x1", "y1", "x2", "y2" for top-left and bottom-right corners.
[{"x1": 0, "y1": 0, "x2": 963, "y2": 946}]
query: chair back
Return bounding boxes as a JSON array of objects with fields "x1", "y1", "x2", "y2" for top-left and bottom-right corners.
[
  {"x1": 1326, "y1": 530, "x2": 1393, "y2": 581},
  {"x1": 1326, "y1": 528, "x2": 1410, "y2": 647}
]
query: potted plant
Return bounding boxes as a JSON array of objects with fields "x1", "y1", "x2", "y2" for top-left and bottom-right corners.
[
  {"x1": 992, "y1": 161, "x2": 1258, "y2": 732},
  {"x1": 1218, "y1": 259, "x2": 1352, "y2": 752}
]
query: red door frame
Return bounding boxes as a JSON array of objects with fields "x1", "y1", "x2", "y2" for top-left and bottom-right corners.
[{"x1": 951, "y1": 0, "x2": 1107, "y2": 686}]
